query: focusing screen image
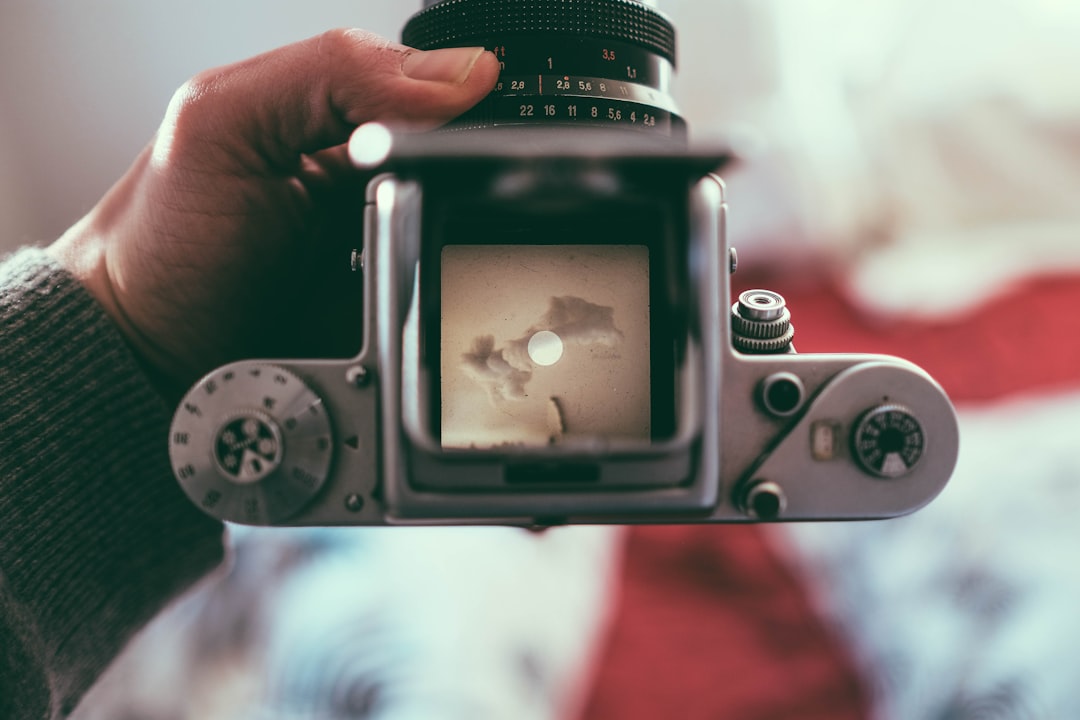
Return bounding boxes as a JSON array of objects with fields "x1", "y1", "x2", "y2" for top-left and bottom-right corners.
[{"x1": 441, "y1": 244, "x2": 650, "y2": 448}]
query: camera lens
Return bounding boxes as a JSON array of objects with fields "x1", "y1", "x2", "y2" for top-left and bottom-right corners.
[{"x1": 402, "y1": 0, "x2": 685, "y2": 139}]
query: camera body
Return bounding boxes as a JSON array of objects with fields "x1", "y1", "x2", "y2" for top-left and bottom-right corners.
[{"x1": 168, "y1": 127, "x2": 959, "y2": 527}]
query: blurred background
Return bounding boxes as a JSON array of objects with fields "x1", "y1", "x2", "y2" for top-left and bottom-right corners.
[
  {"x1": 4, "y1": 0, "x2": 1079, "y2": 317},
  {"x1": 5, "y1": 1, "x2": 1080, "y2": 718},
  {"x1": 0, "y1": 1, "x2": 412, "y2": 250}
]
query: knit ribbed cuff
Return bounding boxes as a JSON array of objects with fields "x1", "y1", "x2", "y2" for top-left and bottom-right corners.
[{"x1": 0, "y1": 248, "x2": 224, "y2": 717}]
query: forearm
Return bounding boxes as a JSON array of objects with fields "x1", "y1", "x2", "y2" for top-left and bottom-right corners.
[{"x1": 0, "y1": 248, "x2": 224, "y2": 719}]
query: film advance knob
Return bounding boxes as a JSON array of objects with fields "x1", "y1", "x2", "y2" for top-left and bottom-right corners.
[{"x1": 169, "y1": 363, "x2": 334, "y2": 525}]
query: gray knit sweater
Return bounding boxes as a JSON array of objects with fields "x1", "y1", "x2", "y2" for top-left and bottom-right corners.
[{"x1": 0, "y1": 249, "x2": 224, "y2": 719}]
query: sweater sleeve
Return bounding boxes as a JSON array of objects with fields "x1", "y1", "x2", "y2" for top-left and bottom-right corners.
[{"x1": 0, "y1": 248, "x2": 225, "y2": 719}]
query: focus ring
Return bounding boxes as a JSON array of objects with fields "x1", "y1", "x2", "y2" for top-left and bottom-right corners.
[{"x1": 402, "y1": 0, "x2": 678, "y2": 66}]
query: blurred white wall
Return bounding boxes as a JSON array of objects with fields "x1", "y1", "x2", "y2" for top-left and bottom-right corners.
[{"x1": 0, "y1": 1, "x2": 414, "y2": 251}]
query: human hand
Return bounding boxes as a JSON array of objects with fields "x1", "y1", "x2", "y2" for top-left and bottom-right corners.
[{"x1": 48, "y1": 29, "x2": 499, "y2": 398}]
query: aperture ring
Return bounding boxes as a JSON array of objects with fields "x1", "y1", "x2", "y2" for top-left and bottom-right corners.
[{"x1": 403, "y1": 0, "x2": 678, "y2": 66}]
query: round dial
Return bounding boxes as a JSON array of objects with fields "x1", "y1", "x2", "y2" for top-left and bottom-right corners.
[
  {"x1": 213, "y1": 411, "x2": 283, "y2": 484},
  {"x1": 851, "y1": 404, "x2": 925, "y2": 479},
  {"x1": 169, "y1": 363, "x2": 333, "y2": 525}
]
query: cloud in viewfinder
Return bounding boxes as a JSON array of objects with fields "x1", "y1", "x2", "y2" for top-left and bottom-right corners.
[{"x1": 461, "y1": 296, "x2": 623, "y2": 403}]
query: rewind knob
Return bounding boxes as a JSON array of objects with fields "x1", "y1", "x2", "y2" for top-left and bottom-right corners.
[{"x1": 169, "y1": 363, "x2": 334, "y2": 525}]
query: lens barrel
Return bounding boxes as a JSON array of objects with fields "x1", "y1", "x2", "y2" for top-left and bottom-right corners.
[{"x1": 402, "y1": 0, "x2": 685, "y2": 139}]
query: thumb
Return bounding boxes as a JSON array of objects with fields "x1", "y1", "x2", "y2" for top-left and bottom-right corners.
[{"x1": 155, "y1": 29, "x2": 499, "y2": 171}]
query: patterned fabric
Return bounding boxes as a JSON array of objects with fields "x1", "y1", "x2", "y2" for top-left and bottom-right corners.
[
  {"x1": 783, "y1": 389, "x2": 1080, "y2": 719},
  {"x1": 75, "y1": 526, "x2": 622, "y2": 720}
]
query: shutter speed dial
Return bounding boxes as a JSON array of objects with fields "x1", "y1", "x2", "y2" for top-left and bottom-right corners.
[
  {"x1": 169, "y1": 363, "x2": 333, "y2": 525},
  {"x1": 852, "y1": 404, "x2": 925, "y2": 478}
]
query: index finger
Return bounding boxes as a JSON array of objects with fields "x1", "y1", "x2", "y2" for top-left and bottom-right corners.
[{"x1": 154, "y1": 29, "x2": 499, "y2": 173}]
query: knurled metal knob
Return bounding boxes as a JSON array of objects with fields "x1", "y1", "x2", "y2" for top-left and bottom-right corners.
[{"x1": 731, "y1": 289, "x2": 795, "y2": 354}]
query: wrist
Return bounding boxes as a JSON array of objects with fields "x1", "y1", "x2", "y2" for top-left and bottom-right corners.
[{"x1": 47, "y1": 220, "x2": 190, "y2": 403}]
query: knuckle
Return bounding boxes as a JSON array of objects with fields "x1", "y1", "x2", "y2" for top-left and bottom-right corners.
[
  {"x1": 165, "y1": 71, "x2": 223, "y2": 129},
  {"x1": 314, "y1": 28, "x2": 406, "y2": 123},
  {"x1": 154, "y1": 70, "x2": 232, "y2": 163},
  {"x1": 317, "y1": 27, "x2": 403, "y2": 77},
  {"x1": 320, "y1": 27, "x2": 365, "y2": 51}
]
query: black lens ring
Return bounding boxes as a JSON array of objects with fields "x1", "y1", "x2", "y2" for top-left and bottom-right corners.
[{"x1": 402, "y1": 0, "x2": 677, "y2": 67}]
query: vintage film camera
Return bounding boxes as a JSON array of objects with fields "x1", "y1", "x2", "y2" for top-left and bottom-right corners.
[{"x1": 169, "y1": 0, "x2": 959, "y2": 526}]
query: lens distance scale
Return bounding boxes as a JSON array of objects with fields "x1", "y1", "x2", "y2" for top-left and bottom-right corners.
[{"x1": 403, "y1": 2, "x2": 685, "y2": 137}]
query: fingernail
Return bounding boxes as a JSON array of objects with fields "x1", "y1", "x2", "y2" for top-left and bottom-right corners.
[{"x1": 402, "y1": 47, "x2": 486, "y2": 84}]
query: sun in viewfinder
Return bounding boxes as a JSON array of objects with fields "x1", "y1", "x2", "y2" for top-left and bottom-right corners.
[{"x1": 528, "y1": 330, "x2": 564, "y2": 366}]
